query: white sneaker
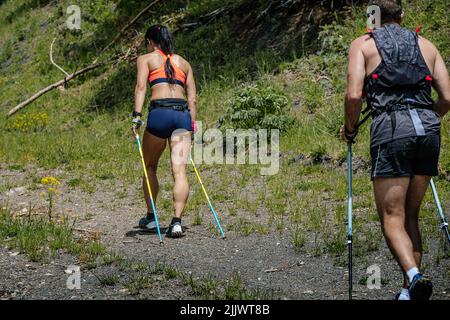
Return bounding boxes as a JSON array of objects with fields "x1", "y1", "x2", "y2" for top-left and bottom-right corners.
[
  {"x1": 167, "y1": 222, "x2": 183, "y2": 238},
  {"x1": 394, "y1": 289, "x2": 410, "y2": 300}
]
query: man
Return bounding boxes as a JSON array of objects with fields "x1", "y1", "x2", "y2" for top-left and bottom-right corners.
[{"x1": 341, "y1": 0, "x2": 450, "y2": 300}]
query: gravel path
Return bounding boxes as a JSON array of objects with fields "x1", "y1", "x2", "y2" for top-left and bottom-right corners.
[{"x1": 1, "y1": 167, "x2": 449, "y2": 300}]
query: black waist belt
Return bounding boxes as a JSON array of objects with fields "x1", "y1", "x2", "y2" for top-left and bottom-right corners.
[
  {"x1": 371, "y1": 104, "x2": 433, "y2": 117},
  {"x1": 149, "y1": 99, "x2": 188, "y2": 112},
  {"x1": 370, "y1": 104, "x2": 433, "y2": 138}
]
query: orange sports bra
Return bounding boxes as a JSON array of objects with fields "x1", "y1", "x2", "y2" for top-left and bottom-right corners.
[{"x1": 148, "y1": 49, "x2": 187, "y2": 88}]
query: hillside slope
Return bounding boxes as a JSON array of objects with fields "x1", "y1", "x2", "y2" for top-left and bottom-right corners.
[{"x1": 0, "y1": 0, "x2": 449, "y2": 300}]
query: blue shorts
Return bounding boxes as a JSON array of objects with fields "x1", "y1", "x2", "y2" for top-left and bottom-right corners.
[{"x1": 146, "y1": 99, "x2": 192, "y2": 139}]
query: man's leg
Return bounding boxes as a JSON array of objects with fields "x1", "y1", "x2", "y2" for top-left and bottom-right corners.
[
  {"x1": 373, "y1": 177, "x2": 418, "y2": 274},
  {"x1": 401, "y1": 175, "x2": 431, "y2": 287}
]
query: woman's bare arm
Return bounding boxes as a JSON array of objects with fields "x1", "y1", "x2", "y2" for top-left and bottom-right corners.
[
  {"x1": 185, "y1": 62, "x2": 197, "y2": 122},
  {"x1": 134, "y1": 56, "x2": 149, "y2": 115}
]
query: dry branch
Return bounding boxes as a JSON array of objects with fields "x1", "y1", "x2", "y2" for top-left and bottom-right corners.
[
  {"x1": 174, "y1": 6, "x2": 233, "y2": 32},
  {"x1": 8, "y1": 61, "x2": 106, "y2": 117},
  {"x1": 100, "y1": 0, "x2": 162, "y2": 54},
  {"x1": 7, "y1": 0, "x2": 157, "y2": 116},
  {"x1": 50, "y1": 38, "x2": 70, "y2": 77}
]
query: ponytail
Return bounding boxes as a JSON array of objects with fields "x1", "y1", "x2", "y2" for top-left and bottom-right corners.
[{"x1": 145, "y1": 25, "x2": 176, "y2": 85}]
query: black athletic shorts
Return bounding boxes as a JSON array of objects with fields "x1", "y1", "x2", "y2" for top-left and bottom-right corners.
[{"x1": 370, "y1": 135, "x2": 440, "y2": 179}]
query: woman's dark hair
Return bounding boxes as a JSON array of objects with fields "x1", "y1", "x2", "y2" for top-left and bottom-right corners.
[{"x1": 145, "y1": 25, "x2": 176, "y2": 84}]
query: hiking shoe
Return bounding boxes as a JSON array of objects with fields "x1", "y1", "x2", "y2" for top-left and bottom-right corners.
[
  {"x1": 166, "y1": 222, "x2": 183, "y2": 238},
  {"x1": 394, "y1": 291, "x2": 410, "y2": 301},
  {"x1": 138, "y1": 216, "x2": 157, "y2": 230},
  {"x1": 408, "y1": 274, "x2": 432, "y2": 300}
]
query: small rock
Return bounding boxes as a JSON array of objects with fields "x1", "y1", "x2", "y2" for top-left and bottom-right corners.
[
  {"x1": 293, "y1": 100, "x2": 302, "y2": 108},
  {"x1": 303, "y1": 290, "x2": 314, "y2": 294},
  {"x1": 10, "y1": 252, "x2": 19, "y2": 257},
  {"x1": 13, "y1": 187, "x2": 26, "y2": 195}
]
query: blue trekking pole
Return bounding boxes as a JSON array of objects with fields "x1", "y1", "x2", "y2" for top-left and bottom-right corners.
[
  {"x1": 347, "y1": 142, "x2": 353, "y2": 300},
  {"x1": 133, "y1": 125, "x2": 163, "y2": 244},
  {"x1": 189, "y1": 153, "x2": 226, "y2": 239},
  {"x1": 429, "y1": 179, "x2": 450, "y2": 246}
]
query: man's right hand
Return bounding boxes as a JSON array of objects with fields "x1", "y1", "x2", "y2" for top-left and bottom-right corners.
[{"x1": 340, "y1": 125, "x2": 358, "y2": 143}]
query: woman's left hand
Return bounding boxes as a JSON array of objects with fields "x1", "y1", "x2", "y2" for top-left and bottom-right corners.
[{"x1": 132, "y1": 117, "x2": 144, "y2": 137}]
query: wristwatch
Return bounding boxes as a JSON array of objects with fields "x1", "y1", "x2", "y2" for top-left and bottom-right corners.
[{"x1": 132, "y1": 111, "x2": 142, "y2": 118}]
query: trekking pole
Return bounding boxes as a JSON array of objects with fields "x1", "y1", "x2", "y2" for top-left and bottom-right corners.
[
  {"x1": 347, "y1": 142, "x2": 353, "y2": 300},
  {"x1": 133, "y1": 126, "x2": 163, "y2": 244},
  {"x1": 344, "y1": 115, "x2": 370, "y2": 300},
  {"x1": 189, "y1": 153, "x2": 226, "y2": 239},
  {"x1": 429, "y1": 179, "x2": 450, "y2": 246}
]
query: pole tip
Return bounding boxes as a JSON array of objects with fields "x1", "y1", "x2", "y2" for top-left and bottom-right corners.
[{"x1": 222, "y1": 236, "x2": 227, "y2": 240}]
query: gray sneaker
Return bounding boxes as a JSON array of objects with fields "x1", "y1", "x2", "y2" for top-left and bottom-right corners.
[{"x1": 138, "y1": 216, "x2": 158, "y2": 230}]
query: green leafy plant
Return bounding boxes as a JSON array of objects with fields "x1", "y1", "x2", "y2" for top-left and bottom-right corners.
[{"x1": 219, "y1": 84, "x2": 296, "y2": 131}]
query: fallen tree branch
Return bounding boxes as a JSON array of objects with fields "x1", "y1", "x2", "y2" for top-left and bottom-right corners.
[
  {"x1": 8, "y1": 0, "x2": 159, "y2": 116},
  {"x1": 174, "y1": 6, "x2": 233, "y2": 32},
  {"x1": 50, "y1": 38, "x2": 70, "y2": 77},
  {"x1": 8, "y1": 61, "x2": 106, "y2": 117},
  {"x1": 7, "y1": 43, "x2": 141, "y2": 117},
  {"x1": 100, "y1": 0, "x2": 162, "y2": 54}
]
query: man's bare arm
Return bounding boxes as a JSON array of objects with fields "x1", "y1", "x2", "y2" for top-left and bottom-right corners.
[
  {"x1": 432, "y1": 50, "x2": 450, "y2": 117},
  {"x1": 344, "y1": 39, "x2": 366, "y2": 133}
]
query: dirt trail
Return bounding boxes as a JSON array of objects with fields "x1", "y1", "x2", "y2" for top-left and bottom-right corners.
[{"x1": 1, "y1": 167, "x2": 449, "y2": 300}]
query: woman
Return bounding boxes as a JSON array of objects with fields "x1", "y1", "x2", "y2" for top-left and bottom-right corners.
[{"x1": 132, "y1": 25, "x2": 196, "y2": 238}]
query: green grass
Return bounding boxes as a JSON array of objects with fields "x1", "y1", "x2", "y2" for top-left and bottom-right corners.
[
  {"x1": 0, "y1": 0, "x2": 449, "y2": 265},
  {"x1": 0, "y1": 205, "x2": 106, "y2": 264},
  {"x1": 97, "y1": 274, "x2": 119, "y2": 286},
  {"x1": 291, "y1": 225, "x2": 306, "y2": 253},
  {"x1": 181, "y1": 272, "x2": 274, "y2": 300}
]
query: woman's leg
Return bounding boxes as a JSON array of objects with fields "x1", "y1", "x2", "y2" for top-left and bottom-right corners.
[
  {"x1": 142, "y1": 130, "x2": 167, "y2": 213},
  {"x1": 169, "y1": 131, "x2": 192, "y2": 218}
]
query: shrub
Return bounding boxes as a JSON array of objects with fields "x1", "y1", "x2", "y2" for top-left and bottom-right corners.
[{"x1": 219, "y1": 83, "x2": 296, "y2": 131}]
